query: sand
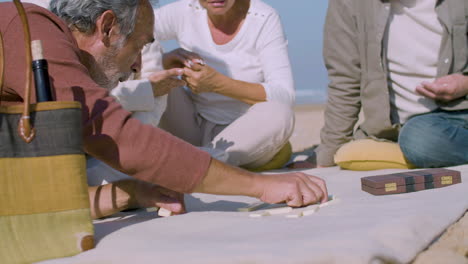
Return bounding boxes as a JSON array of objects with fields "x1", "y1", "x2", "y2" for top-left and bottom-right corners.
[
  {"x1": 413, "y1": 211, "x2": 468, "y2": 263},
  {"x1": 292, "y1": 104, "x2": 468, "y2": 263},
  {"x1": 290, "y1": 104, "x2": 325, "y2": 152}
]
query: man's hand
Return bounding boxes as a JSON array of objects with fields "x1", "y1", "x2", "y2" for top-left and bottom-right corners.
[
  {"x1": 162, "y1": 48, "x2": 205, "y2": 69},
  {"x1": 257, "y1": 173, "x2": 328, "y2": 207},
  {"x1": 130, "y1": 180, "x2": 186, "y2": 215},
  {"x1": 416, "y1": 73, "x2": 468, "y2": 102},
  {"x1": 148, "y1": 68, "x2": 186, "y2": 97},
  {"x1": 193, "y1": 159, "x2": 328, "y2": 208},
  {"x1": 88, "y1": 180, "x2": 185, "y2": 219},
  {"x1": 183, "y1": 63, "x2": 223, "y2": 94}
]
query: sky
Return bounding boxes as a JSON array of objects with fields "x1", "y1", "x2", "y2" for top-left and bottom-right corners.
[{"x1": 0, "y1": 0, "x2": 330, "y2": 104}]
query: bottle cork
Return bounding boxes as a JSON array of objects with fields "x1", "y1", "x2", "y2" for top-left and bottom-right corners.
[{"x1": 31, "y1": 39, "x2": 44, "y2": 61}]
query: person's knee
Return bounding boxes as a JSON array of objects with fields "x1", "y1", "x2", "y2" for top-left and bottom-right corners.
[
  {"x1": 399, "y1": 114, "x2": 467, "y2": 167},
  {"x1": 399, "y1": 115, "x2": 436, "y2": 166},
  {"x1": 399, "y1": 128, "x2": 423, "y2": 167},
  {"x1": 249, "y1": 101, "x2": 294, "y2": 135},
  {"x1": 399, "y1": 116, "x2": 426, "y2": 150}
]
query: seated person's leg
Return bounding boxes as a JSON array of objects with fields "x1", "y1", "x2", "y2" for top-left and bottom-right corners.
[
  {"x1": 399, "y1": 110, "x2": 468, "y2": 168},
  {"x1": 159, "y1": 87, "x2": 230, "y2": 162},
  {"x1": 159, "y1": 86, "x2": 203, "y2": 146},
  {"x1": 208, "y1": 101, "x2": 294, "y2": 169}
]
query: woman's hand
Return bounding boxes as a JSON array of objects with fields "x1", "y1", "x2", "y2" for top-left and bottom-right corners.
[
  {"x1": 183, "y1": 63, "x2": 223, "y2": 94},
  {"x1": 163, "y1": 48, "x2": 266, "y2": 104}
]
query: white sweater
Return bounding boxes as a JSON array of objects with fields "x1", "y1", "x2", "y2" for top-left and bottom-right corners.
[
  {"x1": 385, "y1": 0, "x2": 441, "y2": 124},
  {"x1": 110, "y1": 42, "x2": 167, "y2": 127},
  {"x1": 153, "y1": 0, "x2": 295, "y2": 124}
]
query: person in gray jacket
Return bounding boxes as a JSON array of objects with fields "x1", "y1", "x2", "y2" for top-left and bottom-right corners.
[{"x1": 317, "y1": 0, "x2": 468, "y2": 168}]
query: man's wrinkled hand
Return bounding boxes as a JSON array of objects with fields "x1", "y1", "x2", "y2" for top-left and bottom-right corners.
[
  {"x1": 162, "y1": 48, "x2": 205, "y2": 70},
  {"x1": 257, "y1": 173, "x2": 328, "y2": 207},
  {"x1": 132, "y1": 181, "x2": 186, "y2": 215},
  {"x1": 416, "y1": 73, "x2": 468, "y2": 102},
  {"x1": 148, "y1": 68, "x2": 186, "y2": 97}
]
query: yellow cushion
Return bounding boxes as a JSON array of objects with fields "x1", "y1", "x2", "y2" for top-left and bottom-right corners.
[
  {"x1": 334, "y1": 139, "x2": 415, "y2": 171},
  {"x1": 249, "y1": 142, "x2": 292, "y2": 172}
]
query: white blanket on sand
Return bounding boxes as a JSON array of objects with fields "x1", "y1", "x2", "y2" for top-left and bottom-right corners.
[{"x1": 39, "y1": 165, "x2": 468, "y2": 264}]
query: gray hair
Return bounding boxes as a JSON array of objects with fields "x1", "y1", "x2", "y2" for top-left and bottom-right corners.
[{"x1": 49, "y1": 0, "x2": 157, "y2": 39}]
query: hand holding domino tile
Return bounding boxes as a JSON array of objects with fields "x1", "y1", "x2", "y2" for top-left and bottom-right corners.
[
  {"x1": 254, "y1": 173, "x2": 329, "y2": 207},
  {"x1": 128, "y1": 180, "x2": 185, "y2": 216},
  {"x1": 146, "y1": 207, "x2": 174, "y2": 217},
  {"x1": 244, "y1": 195, "x2": 340, "y2": 218},
  {"x1": 89, "y1": 180, "x2": 185, "y2": 219}
]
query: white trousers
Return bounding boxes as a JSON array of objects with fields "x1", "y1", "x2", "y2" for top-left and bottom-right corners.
[{"x1": 160, "y1": 87, "x2": 295, "y2": 169}]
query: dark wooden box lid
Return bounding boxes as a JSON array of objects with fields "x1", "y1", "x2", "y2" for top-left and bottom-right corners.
[{"x1": 361, "y1": 169, "x2": 460, "y2": 189}]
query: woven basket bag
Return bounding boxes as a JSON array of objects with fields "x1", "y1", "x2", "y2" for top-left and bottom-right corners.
[{"x1": 0, "y1": 1, "x2": 94, "y2": 263}]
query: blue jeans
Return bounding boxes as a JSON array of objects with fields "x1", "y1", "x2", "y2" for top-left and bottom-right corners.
[{"x1": 399, "y1": 109, "x2": 468, "y2": 168}]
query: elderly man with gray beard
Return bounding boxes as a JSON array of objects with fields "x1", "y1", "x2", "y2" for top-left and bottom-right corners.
[{"x1": 0, "y1": 0, "x2": 328, "y2": 219}]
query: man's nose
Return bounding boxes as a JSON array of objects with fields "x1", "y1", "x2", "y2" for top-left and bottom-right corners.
[{"x1": 131, "y1": 52, "x2": 142, "y2": 73}]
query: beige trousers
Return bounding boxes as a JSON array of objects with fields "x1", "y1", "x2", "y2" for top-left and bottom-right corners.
[{"x1": 160, "y1": 87, "x2": 295, "y2": 169}]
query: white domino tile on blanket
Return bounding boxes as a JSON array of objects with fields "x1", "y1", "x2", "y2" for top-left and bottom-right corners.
[
  {"x1": 266, "y1": 206, "x2": 293, "y2": 215},
  {"x1": 158, "y1": 208, "x2": 173, "y2": 217},
  {"x1": 319, "y1": 197, "x2": 341, "y2": 208},
  {"x1": 285, "y1": 204, "x2": 320, "y2": 218},
  {"x1": 145, "y1": 207, "x2": 173, "y2": 217},
  {"x1": 249, "y1": 211, "x2": 271, "y2": 218},
  {"x1": 237, "y1": 201, "x2": 265, "y2": 212},
  {"x1": 146, "y1": 207, "x2": 159, "y2": 213},
  {"x1": 246, "y1": 195, "x2": 339, "y2": 218},
  {"x1": 248, "y1": 206, "x2": 292, "y2": 218}
]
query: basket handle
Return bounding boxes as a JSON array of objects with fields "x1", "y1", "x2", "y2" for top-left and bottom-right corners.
[
  {"x1": 14, "y1": 0, "x2": 35, "y2": 143},
  {"x1": 0, "y1": 31, "x2": 4, "y2": 102}
]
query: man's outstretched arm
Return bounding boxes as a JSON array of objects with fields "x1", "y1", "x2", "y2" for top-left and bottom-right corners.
[
  {"x1": 194, "y1": 159, "x2": 328, "y2": 207},
  {"x1": 90, "y1": 159, "x2": 328, "y2": 219}
]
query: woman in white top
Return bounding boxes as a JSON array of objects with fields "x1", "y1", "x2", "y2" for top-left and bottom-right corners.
[{"x1": 156, "y1": 0, "x2": 295, "y2": 169}]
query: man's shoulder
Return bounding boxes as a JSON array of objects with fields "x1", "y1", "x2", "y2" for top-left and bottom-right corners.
[
  {"x1": 0, "y1": 2, "x2": 21, "y2": 31},
  {"x1": 0, "y1": 2, "x2": 63, "y2": 32},
  {"x1": 0, "y1": 2, "x2": 53, "y2": 17}
]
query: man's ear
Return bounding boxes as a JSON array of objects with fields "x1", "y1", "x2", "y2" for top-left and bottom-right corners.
[{"x1": 95, "y1": 10, "x2": 118, "y2": 47}]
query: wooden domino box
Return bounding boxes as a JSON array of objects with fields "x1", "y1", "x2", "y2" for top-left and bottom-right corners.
[{"x1": 361, "y1": 168, "x2": 461, "y2": 195}]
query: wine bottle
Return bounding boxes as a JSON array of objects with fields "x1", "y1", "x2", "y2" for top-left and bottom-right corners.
[{"x1": 31, "y1": 40, "x2": 53, "y2": 102}]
